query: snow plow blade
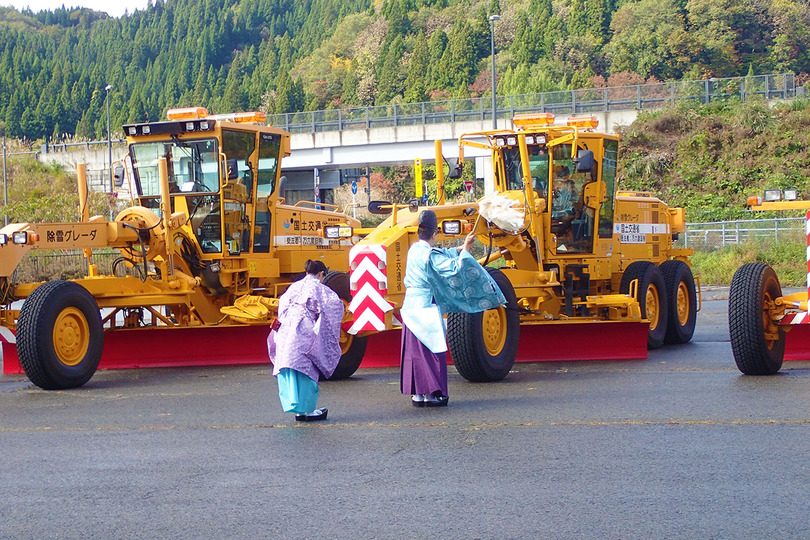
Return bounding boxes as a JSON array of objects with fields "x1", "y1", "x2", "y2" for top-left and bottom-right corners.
[
  {"x1": 785, "y1": 324, "x2": 810, "y2": 361},
  {"x1": 3, "y1": 320, "x2": 652, "y2": 376}
]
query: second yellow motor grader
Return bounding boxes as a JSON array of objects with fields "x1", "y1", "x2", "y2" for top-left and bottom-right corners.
[{"x1": 347, "y1": 113, "x2": 698, "y2": 381}]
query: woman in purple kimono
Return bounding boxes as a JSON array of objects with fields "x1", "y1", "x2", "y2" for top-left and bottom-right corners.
[
  {"x1": 400, "y1": 210, "x2": 505, "y2": 408},
  {"x1": 268, "y1": 260, "x2": 345, "y2": 422}
]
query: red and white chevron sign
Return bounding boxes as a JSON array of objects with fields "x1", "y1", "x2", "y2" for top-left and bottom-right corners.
[
  {"x1": 0, "y1": 326, "x2": 15, "y2": 345},
  {"x1": 348, "y1": 244, "x2": 393, "y2": 334}
]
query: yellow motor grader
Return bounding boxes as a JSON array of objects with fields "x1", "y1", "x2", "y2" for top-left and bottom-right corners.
[
  {"x1": 347, "y1": 113, "x2": 698, "y2": 381},
  {"x1": 0, "y1": 107, "x2": 362, "y2": 389}
]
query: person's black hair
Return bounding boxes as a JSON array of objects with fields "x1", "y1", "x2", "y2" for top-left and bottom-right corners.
[
  {"x1": 305, "y1": 259, "x2": 328, "y2": 275},
  {"x1": 417, "y1": 226, "x2": 437, "y2": 240}
]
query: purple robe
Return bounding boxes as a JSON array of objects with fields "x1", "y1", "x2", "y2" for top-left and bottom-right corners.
[{"x1": 267, "y1": 275, "x2": 345, "y2": 381}]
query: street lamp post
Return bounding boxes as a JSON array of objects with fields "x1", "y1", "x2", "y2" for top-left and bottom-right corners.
[
  {"x1": 489, "y1": 14, "x2": 500, "y2": 130},
  {"x1": 2, "y1": 133, "x2": 7, "y2": 226},
  {"x1": 105, "y1": 84, "x2": 113, "y2": 219}
]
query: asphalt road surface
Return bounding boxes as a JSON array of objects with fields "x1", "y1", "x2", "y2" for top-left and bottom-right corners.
[{"x1": 1, "y1": 291, "x2": 809, "y2": 539}]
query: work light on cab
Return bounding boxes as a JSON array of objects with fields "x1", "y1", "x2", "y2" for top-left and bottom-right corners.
[{"x1": 322, "y1": 225, "x2": 354, "y2": 239}]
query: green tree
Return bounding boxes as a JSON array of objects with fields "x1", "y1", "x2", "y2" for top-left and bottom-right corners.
[
  {"x1": 403, "y1": 32, "x2": 429, "y2": 103},
  {"x1": 686, "y1": 0, "x2": 772, "y2": 76},
  {"x1": 607, "y1": 0, "x2": 693, "y2": 80},
  {"x1": 376, "y1": 35, "x2": 406, "y2": 104}
]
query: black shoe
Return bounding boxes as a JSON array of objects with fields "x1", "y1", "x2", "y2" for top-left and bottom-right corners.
[
  {"x1": 295, "y1": 407, "x2": 328, "y2": 422},
  {"x1": 424, "y1": 394, "x2": 449, "y2": 407},
  {"x1": 411, "y1": 395, "x2": 426, "y2": 408}
]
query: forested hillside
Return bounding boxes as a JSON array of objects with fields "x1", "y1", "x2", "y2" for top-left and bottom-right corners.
[
  {"x1": 618, "y1": 97, "x2": 810, "y2": 221},
  {"x1": 0, "y1": 0, "x2": 808, "y2": 142}
]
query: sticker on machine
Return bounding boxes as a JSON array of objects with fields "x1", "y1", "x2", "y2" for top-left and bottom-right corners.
[
  {"x1": 274, "y1": 235, "x2": 327, "y2": 246},
  {"x1": 614, "y1": 222, "x2": 669, "y2": 243}
]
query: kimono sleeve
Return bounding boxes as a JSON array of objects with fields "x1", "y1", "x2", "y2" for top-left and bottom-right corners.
[
  {"x1": 427, "y1": 248, "x2": 506, "y2": 314},
  {"x1": 306, "y1": 285, "x2": 345, "y2": 379}
]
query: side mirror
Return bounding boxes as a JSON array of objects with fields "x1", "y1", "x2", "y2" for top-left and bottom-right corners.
[
  {"x1": 582, "y1": 181, "x2": 606, "y2": 209},
  {"x1": 226, "y1": 159, "x2": 238, "y2": 180},
  {"x1": 278, "y1": 175, "x2": 287, "y2": 198},
  {"x1": 574, "y1": 150, "x2": 595, "y2": 173},
  {"x1": 113, "y1": 166, "x2": 125, "y2": 187},
  {"x1": 408, "y1": 199, "x2": 420, "y2": 212},
  {"x1": 447, "y1": 158, "x2": 463, "y2": 179},
  {"x1": 368, "y1": 200, "x2": 393, "y2": 215}
]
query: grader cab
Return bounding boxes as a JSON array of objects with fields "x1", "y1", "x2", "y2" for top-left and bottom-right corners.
[
  {"x1": 0, "y1": 107, "x2": 363, "y2": 389},
  {"x1": 347, "y1": 113, "x2": 698, "y2": 381}
]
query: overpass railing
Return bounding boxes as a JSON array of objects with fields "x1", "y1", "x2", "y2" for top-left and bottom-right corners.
[{"x1": 267, "y1": 73, "x2": 801, "y2": 134}]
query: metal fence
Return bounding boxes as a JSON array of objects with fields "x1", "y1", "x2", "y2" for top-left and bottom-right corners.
[
  {"x1": 679, "y1": 217, "x2": 805, "y2": 250},
  {"x1": 266, "y1": 73, "x2": 802, "y2": 134}
]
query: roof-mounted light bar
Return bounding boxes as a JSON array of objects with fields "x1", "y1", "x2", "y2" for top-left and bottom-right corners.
[
  {"x1": 166, "y1": 107, "x2": 209, "y2": 121},
  {"x1": 208, "y1": 111, "x2": 267, "y2": 124},
  {"x1": 567, "y1": 116, "x2": 599, "y2": 129},
  {"x1": 513, "y1": 113, "x2": 555, "y2": 130}
]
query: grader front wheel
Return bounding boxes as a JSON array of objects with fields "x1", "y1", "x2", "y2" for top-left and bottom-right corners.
[
  {"x1": 728, "y1": 262, "x2": 784, "y2": 375},
  {"x1": 17, "y1": 280, "x2": 104, "y2": 390},
  {"x1": 447, "y1": 269, "x2": 520, "y2": 382}
]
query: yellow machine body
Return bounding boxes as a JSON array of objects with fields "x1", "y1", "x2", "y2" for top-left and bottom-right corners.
[{"x1": 0, "y1": 107, "x2": 363, "y2": 389}]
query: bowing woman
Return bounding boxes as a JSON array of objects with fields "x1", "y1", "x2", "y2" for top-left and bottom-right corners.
[{"x1": 268, "y1": 259, "x2": 344, "y2": 422}]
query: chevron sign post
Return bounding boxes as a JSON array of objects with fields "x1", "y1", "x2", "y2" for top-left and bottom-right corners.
[{"x1": 348, "y1": 244, "x2": 393, "y2": 334}]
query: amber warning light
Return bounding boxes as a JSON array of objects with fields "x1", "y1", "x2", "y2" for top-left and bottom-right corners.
[{"x1": 166, "y1": 107, "x2": 209, "y2": 121}]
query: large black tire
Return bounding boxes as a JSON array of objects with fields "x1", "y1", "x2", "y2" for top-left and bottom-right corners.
[
  {"x1": 447, "y1": 268, "x2": 520, "y2": 382},
  {"x1": 17, "y1": 280, "x2": 103, "y2": 390},
  {"x1": 728, "y1": 262, "x2": 784, "y2": 375},
  {"x1": 659, "y1": 260, "x2": 698, "y2": 344},
  {"x1": 620, "y1": 261, "x2": 669, "y2": 349},
  {"x1": 322, "y1": 271, "x2": 367, "y2": 380}
]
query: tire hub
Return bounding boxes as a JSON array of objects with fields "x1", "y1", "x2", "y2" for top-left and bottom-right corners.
[
  {"x1": 646, "y1": 284, "x2": 660, "y2": 331},
  {"x1": 482, "y1": 307, "x2": 507, "y2": 355},
  {"x1": 53, "y1": 307, "x2": 90, "y2": 366},
  {"x1": 676, "y1": 282, "x2": 690, "y2": 326}
]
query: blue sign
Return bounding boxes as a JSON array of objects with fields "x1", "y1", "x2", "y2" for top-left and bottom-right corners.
[{"x1": 351, "y1": 181, "x2": 357, "y2": 195}]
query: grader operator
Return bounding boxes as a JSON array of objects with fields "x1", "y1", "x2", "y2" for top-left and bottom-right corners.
[
  {"x1": 0, "y1": 107, "x2": 363, "y2": 389},
  {"x1": 347, "y1": 113, "x2": 698, "y2": 381}
]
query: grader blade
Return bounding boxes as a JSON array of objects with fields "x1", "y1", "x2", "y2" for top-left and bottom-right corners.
[
  {"x1": 784, "y1": 324, "x2": 810, "y2": 361},
  {"x1": 1, "y1": 321, "x2": 653, "y2": 376},
  {"x1": 356, "y1": 321, "x2": 650, "y2": 369}
]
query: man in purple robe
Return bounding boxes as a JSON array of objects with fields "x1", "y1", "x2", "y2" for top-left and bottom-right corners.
[{"x1": 268, "y1": 260, "x2": 345, "y2": 422}]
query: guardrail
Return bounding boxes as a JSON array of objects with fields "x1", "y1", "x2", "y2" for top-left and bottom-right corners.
[
  {"x1": 680, "y1": 217, "x2": 805, "y2": 250},
  {"x1": 266, "y1": 73, "x2": 801, "y2": 134}
]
